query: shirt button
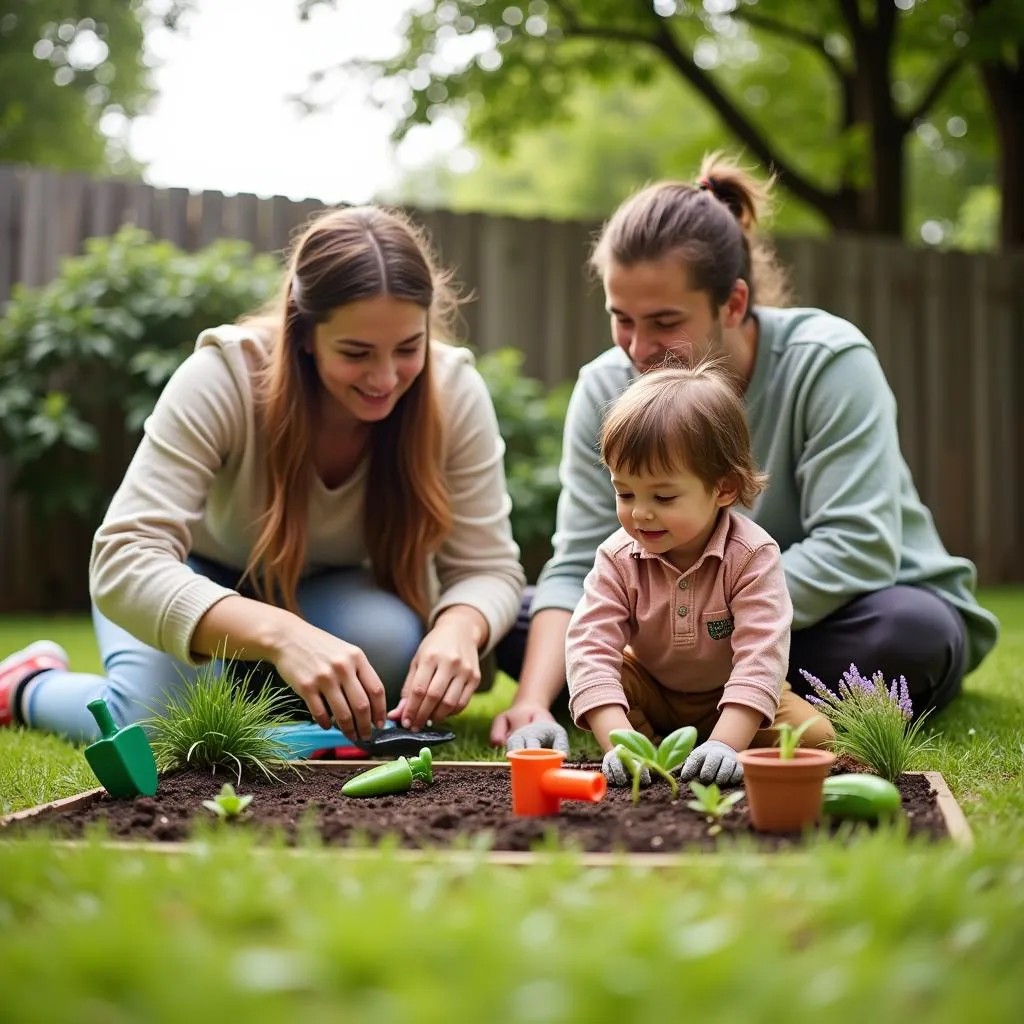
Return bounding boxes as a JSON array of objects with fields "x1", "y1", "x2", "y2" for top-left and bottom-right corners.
[
  {"x1": 677, "y1": 578, "x2": 688, "y2": 590},
  {"x1": 677, "y1": 606, "x2": 688, "y2": 618}
]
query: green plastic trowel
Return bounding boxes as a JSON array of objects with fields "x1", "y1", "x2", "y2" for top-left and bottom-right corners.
[{"x1": 83, "y1": 698, "x2": 158, "y2": 798}]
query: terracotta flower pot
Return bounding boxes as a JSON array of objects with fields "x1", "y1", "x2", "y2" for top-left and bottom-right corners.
[{"x1": 737, "y1": 747, "x2": 837, "y2": 832}]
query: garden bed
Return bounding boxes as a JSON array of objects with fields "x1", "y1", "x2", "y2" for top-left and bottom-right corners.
[{"x1": 0, "y1": 760, "x2": 972, "y2": 862}]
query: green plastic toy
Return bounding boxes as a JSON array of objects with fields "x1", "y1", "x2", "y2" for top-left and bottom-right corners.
[
  {"x1": 83, "y1": 698, "x2": 159, "y2": 798},
  {"x1": 342, "y1": 746, "x2": 433, "y2": 798}
]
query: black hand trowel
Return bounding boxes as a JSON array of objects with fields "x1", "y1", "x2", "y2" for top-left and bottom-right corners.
[{"x1": 83, "y1": 698, "x2": 158, "y2": 798}]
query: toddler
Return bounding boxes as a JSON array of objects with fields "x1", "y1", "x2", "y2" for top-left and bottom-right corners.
[{"x1": 566, "y1": 361, "x2": 834, "y2": 787}]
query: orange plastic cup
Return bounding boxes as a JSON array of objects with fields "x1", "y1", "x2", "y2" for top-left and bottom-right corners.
[{"x1": 507, "y1": 748, "x2": 607, "y2": 816}]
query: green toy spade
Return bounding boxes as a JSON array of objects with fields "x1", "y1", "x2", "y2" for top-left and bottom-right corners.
[
  {"x1": 83, "y1": 698, "x2": 158, "y2": 798},
  {"x1": 341, "y1": 747, "x2": 434, "y2": 798}
]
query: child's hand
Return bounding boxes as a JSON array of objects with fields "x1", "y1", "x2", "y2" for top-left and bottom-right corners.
[
  {"x1": 602, "y1": 748, "x2": 651, "y2": 788},
  {"x1": 679, "y1": 740, "x2": 743, "y2": 787}
]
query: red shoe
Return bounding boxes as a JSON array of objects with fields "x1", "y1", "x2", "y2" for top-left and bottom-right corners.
[{"x1": 0, "y1": 641, "x2": 69, "y2": 726}]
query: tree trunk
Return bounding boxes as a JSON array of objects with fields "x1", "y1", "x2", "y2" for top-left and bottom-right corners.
[
  {"x1": 866, "y1": 119, "x2": 905, "y2": 236},
  {"x1": 847, "y1": 0, "x2": 904, "y2": 236},
  {"x1": 829, "y1": 186, "x2": 866, "y2": 232},
  {"x1": 980, "y1": 60, "x2": 1024, "y2": 249}
]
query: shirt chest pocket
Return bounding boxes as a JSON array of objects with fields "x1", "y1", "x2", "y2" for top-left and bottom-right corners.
[{"x1": 702, "y1": 609, "x2": 735, "y2": 642}]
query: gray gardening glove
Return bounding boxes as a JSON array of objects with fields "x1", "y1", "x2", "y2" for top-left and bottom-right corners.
[
  {"x1": 679, "y1": 740, "x2": 743, "y2": 787},
  {"x1": 505, "y1": 721, "x2": 570, "y2": 756},
  {"x1": 602, "y1": 747, "x2": 651, "y2": 788}
]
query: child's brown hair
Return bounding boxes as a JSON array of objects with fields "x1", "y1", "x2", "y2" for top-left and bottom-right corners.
[{"x1": 601, "y1": 359, "x2": 768, "y2": 508}]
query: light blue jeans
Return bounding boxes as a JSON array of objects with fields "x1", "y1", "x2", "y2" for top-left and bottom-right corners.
[{"x1": 24, "y1": 557, "x2": 425, "y2": 744}]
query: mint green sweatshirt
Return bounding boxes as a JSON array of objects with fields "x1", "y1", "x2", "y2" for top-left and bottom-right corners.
[{"x1": 533, "y1": 306, "x2": 999, "y2": 674}]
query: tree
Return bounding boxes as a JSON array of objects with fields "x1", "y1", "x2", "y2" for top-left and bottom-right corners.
[
  {"x1": 968, "y1": 0, "x2": 1024, "y2": 247},
  {"x1": 0, "y1": 1, "x2": 192, "y2": 175},
  {"x1": 304, "y1": 0, "x2": 999, "y2": 240}
]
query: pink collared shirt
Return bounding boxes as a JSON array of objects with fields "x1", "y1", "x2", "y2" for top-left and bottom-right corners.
[{"x1": 567, "y1": 508, "x2": 793, "y2": 728}]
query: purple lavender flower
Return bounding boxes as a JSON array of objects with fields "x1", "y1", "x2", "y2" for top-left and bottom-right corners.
[
  {"x1": 897, "y1": 675, "x2": 913, "y2": 718},
  {"x1": 798, "y1": 663, "x2": 914, "y2": 718},
  {"x1": 798, "y1": 668, "x2": 841, "y2": 707},
  {"x1": 843, "y1": 665, "x2": 876, "y2": 698}
]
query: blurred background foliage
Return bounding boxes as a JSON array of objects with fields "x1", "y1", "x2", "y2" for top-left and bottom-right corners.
[{"x1": 304, "y1": 0, "x2": 1019, "y2": 250}]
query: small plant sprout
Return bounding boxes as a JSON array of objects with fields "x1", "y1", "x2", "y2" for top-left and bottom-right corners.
[
  {"x1": 774, "y1": 717, "x2": 820, "y2": 760},
  {"x1": 609, "y1": 726, "x2": 698, "y2": 805},
  {"x1": 202, "y1": 783, "x2": 253, "y2": 820},
  {"x1": 800, "y1": 664, "x2": 936, "y2": 782},
  {"x1": 686, "y1": 781, "x2": 745, "y2": 835}
]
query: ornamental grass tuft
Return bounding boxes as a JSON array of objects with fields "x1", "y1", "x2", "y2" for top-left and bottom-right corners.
[{"x1": 145, "y1": 659, "x2": 298, "y2": 784}]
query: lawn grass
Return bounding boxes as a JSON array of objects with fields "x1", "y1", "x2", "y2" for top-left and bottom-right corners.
[{"x1": 1, "y1": 590, "x2": 1022, "y2": 1022}]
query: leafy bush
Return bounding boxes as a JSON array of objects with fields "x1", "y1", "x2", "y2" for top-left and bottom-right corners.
[
  {"x1": 0, "y1": 225, "x2": 281, "y2": 519},
  {"x1": 475, "y1": 348, "x2": 571, "y2": 569}
]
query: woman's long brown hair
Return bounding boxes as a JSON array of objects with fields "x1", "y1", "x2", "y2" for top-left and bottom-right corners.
[{"x1": 241, "y1": 206, "x2": 459, "y2": 620}]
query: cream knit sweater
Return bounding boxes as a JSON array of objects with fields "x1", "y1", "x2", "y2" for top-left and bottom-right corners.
[{"x1": 90, "y1": 325, "x2": 525, "y2": 664}]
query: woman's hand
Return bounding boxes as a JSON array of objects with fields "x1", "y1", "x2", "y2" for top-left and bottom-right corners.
[
  {"x1": 389, "y1": 605, "x2": 488, "y2": 730},
  {"x1": 271, "y1": 619, "x2": 387, "y2": 741}
]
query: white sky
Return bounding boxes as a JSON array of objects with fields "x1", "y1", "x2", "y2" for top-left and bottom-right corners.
[{"x1": 129, "y1": 0, "x2": 461, "y2": 203}]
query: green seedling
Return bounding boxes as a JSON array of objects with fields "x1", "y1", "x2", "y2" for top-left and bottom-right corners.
[
  {"x1": 774, "y1": 717, "x2": 820, "y2": 760},
  {"x1": 686, "y1": 781, "x2": 745, "y2": 835},
  {"x1": 202, "y1": 782, "x2": 254, "y2": 819},
  {"x1": 609, "y1": 726, "x2": 698, "y2": 806},
  {"x1": 342, "y1": 747, "x2": 433, "y2": 798},
  {"x1": 84, "y1": 698, "x2": 158, "y2": 798}
]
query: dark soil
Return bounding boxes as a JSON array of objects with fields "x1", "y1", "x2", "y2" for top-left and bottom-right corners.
[{"x1": 4, "y1": 761, "x2": 951, "y2": 855}]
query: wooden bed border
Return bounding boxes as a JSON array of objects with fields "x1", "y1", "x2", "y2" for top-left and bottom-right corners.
[{"x1": 0, "y1": 764, "x2": 972, "y2": 863}]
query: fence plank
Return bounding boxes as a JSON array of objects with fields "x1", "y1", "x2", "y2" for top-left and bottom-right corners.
[
  {"x1": 87, "y1": 178, "x2": 129, "y2": 240},
  {"x1": 155, "y1": 187, "x2": 191, "y2": 248},
  {"x1": 198, "y1": 189, "x2": 225, "y2": 248},
  {"x1": 268, "y1": 195, "x2": 300, "y2": 256},
  {"x1": 17, "y1": 168, "x2": 52, "y2": 287},
  {"x1": 222, "y1": 192, "x2": 261, "y2": 245},
  {"x1": 992, "y1": 253, "x2": 1023, "y2": 580},
  {"x1": 0, "y1": 166, "x2": 21, "y2": 308},
  {"x1": 125, "y1": 181, "x2": 158, "y2": 233}
]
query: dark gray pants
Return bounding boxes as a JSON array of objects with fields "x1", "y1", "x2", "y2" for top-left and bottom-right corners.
[{"x1": 495, "y1": 585, "x2": 967, "y2": 720}]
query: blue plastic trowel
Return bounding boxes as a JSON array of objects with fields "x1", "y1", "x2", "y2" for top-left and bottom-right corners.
[{"x1": 268, "y1": 719, "x2": 455, "y2": 760}]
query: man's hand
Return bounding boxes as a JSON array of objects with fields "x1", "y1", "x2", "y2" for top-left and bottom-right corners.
[
  {"x1": 504, "y1": 719, "x2": 570, "y2": 756},
  {"x1": 601, "y1": 747, "x2": 651, "y2": 788},
  {"x1": 678, "y1": 740, "x2": 743, "y2": 787}
]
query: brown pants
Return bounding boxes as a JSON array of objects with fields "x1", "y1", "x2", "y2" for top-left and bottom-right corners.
[{"x1": 620, "y1": 649, "x2": 835, "y2": 749}]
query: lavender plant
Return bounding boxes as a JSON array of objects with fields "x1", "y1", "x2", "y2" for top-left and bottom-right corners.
[{"x1": 799, "y1": 664, "x2": 936, "y2": 782}]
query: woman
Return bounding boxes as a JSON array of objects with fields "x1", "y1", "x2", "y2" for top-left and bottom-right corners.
[{"x1": 0, "y1": 206, "x2": 525, "y2": 743}]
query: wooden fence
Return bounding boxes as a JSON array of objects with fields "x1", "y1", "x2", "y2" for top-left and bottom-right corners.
[{"x1": 0, "y1": 164, "x2": 1021, "y2": 610}]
